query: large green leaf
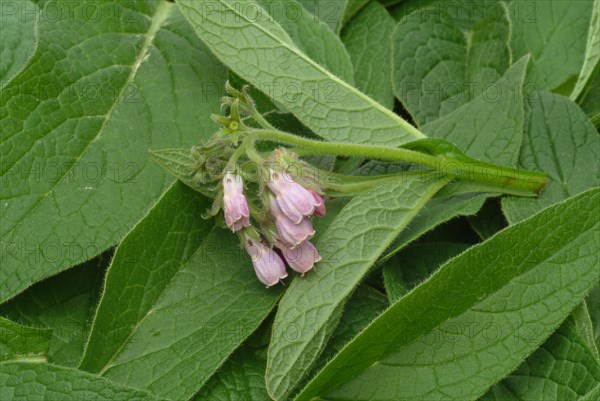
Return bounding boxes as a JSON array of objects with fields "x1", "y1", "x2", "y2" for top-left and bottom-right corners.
[
  {"x1": 0, "y1": 0, "x2": 38, "y2": 85},
  {"x1": 178, "y1": 0, "x2": 426, "y2": 146},
  {"x1": 0, "y1": 255, "x2": 106, "y2": 367},
  {"x1": 502, "y1": 92, "x2": 600, "y2": 223},
  {"x1": 79, "y1": 183, "x2": 212, "y2": 373},
  {"x1": 0, "y1": 362, "x2": 165, "y2": 401},
  {"x1": 482, "y1": 316, "x2": 600, "y2": 401},
  {"x1": 392, "y1": 2, "x2": 510, "y2": 125},
  {"x1": 79, "y1": 183, "x2": 281, "y2": 400},
  {"x1": 421, "y1": 56, "x2": 527, "y2": 166},
  {"x1": 265, "y1": 173, "x2": 450, "y2": 400},
  {"x1": 193, "y1": 325, "x2": 271, "y2": 401},
  {"x1": 0, "y1": 0, "x2": 226, "y2": 303},
  {"x1": 508, "y1": 0, "x2": 593, "y2": 94},
  {"x1": 571, "y1": 0, "x2": 600, "y2": 100},
  {"x1": 0, "y1": 317, "x2": 51, "y2": 362},
  {"x1": 296, "y1": 189, "x2": 600, "y2": 401},
  {"x1": 256, "y1": 0, "x2": 354, "y2": 84},
  {"x1": 341, "y1": 1, "x2": 395, "y2": 109}
]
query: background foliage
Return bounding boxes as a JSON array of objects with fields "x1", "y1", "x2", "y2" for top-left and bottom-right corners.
[{"x1": 1, "y1": 0, "x2": 598, "y2": 400}]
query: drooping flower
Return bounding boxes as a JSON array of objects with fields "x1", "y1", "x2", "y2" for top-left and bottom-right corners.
[
  {"x1": 277, "y1": 240, "x2": 321, "y2": 274},
  {"x1": 309, "y1": 190, "x2": 326, "y2": 217},
  {"x1": 222, "y1": 172, "x2": 250, "y2": 232},
  {"x1": 268, "y1": 194, "x2": 315, "y2": 246},
  {"x1": 267, "y1": 169, "x2": 321, "y2": 223},
  {"x1": 244, "y1": 236, "x2": 287, "y2": 287}
]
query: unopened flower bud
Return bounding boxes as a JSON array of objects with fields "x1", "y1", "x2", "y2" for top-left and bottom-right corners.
[
  {"x1": 223, "y1": 172, "x2": 250, "y2": 232},
  {"x1": 309, "y1": 190, "x2": 326, "y2": 217}
]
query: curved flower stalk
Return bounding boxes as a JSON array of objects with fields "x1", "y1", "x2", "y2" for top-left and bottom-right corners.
[{"x1": 151, "y1": 81, "x2": 548, "y2": 288}]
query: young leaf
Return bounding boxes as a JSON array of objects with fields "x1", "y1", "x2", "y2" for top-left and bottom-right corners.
[
  {"x1": 0, "y1": 317, "x2": 51, "y2": 363},
  {"x1": 0, "y1": 362, "x2": 165, "y2": 401},
  {"x1": 502, "y1": 92, "x2": 600, "y2": 223},
  {"x1": 266, "y1": 173, "x2": 450, "y2": 400},
  {"x1": 296, "y1": 189, "x2": 600, "y2": 401},
  {"x1": 0, "y1": 0, "x2": 38, "y2": 85},
  {"x1": 256, "y1": 0, "x2": 355, "y2": 84},
  {"x1": 392, "y1": 3, "x2": 510, "y2": 125},
  {"x1": 0, "y1": 0, "x2": 226, "y2": 303},
  {"x1": 0, "y1": 255, "x2": 106, "y2": 367},
  {"x1": 508, "y1": 0, "x2": 593, "y2": 94},
  {"x1": 341, "y1": 1, "x2": 395, "y2": 109},
  {"x1": 571, "y1": 0, "x2": 600, "y2": 100},
  {"x1": 482, "y1": 316, "x2": 600, "y2": 401},
  {"x1": 79, "y1": 183, "x2": 281, "y2": 400},
  {"x1": 177, "y1": 0, "x2": 426, "y2": 146}
]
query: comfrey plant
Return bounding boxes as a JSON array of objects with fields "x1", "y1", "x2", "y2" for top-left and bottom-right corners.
[{"x1": 151, "y1": 82, "x2": 548, "y2": 288}]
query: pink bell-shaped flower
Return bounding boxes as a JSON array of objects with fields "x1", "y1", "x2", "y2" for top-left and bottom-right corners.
[
  {"x1": 267, "y1": 169, "x2": 321, "y2": 223},
  {"x1": 245, "y1": 237, "x2": 287, "y2": 287},
  {"x1": 223, "y1": 172, "x2": 250, "y2": 232},
  {"x1": 269, "y1": 194, "x2": 315, "y2": 246},
  {"x1": 277, "y1": 240, "x2": 321, "y2": 274}
]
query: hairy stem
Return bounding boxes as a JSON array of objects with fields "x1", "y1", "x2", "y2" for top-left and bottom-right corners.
[{"x1": 247, "y1": 129, "x2": 548, "y2": 196}]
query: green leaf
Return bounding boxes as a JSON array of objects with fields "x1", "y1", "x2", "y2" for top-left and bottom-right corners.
[
  {"x1": 392, "y1": 2, "x2": 510, "y2": 125},
  {"x1": 0, "y1": 317, "x2": 51, "y2": 362},
  {"x1": 341, "y1": 2, "x2": 395, "y2": 109},
  {"x1": 178, "y1": 0, "x2": 426, "y2": 146},
  {"x1": 572, "y1": 302, "x2": 600, "y2": 360},
  {"x1": 256, "y1": 0, "x2": 354, "y2": 84},
  {"x1": 79, "y1": 183, "x2": 211, "y2": 373},
  {"x1": 587, "y1": 283, "x2": 600, "y2": 351},
  {"x1": 79, "y1": 183, "x2": 281, "y2": 400},
  {"x1": 482, "y1": 316, "x2": 600, "y2": 401},
  {"x1": 508, "y1": 0, "x2": 593, "y2": 94},
  {"x1": 296, "y1": 0, "x2": 346, "y2": 32},
  {"x1": 0, "y1": 255, "x2": 106, "y2": 367},
  {"x1": 342, "y1": 0, "x2": 371, "y2": 25},
  {"x1": 0, "y1": 0, "x2": 38, "y2": 85},
  {"x1": 468, "y1": 198, "x2": 508, "y2": 240},
  {"x1": 383, "y1": 242, "x2": 470, "y2": 303},
  {"x1": 0, "y1": 0, "x2": 226, "y2": 303},
  {"x1": 315, "y1": 285, "x2": 389, "y2": 367},
  {"x1": 571, "y1": 0, "x2": 600, "y2": 100},
  {"x1": 580, "y1": 70, "x2": 600, "y2": 128},
  {"x1": 581, "y1": 384, "x2": 600, "y2": 401},
  {"x1": 265, "y1": 173, "x2": 450, "y2": 400},
  {"x1": 380, "y1": 192, "x2": 486, "y2": 263},
  {"x1": 296, "y1": 189, "x2": 600, "y2": 401},
  {"x1": 502, "y1": 92, "x2": 600, "y2": 224},
  {"x1": 421, "y1": 56, "x2": 528, "y2": 166},
  {"x1": 193, "y1": 326, "x2": 271, "y2": 401},
  {"x1": 0, "y1": 362, "x2": 165, "y2": 401}
]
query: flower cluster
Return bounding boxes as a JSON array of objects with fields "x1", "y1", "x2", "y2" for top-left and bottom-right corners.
[{"x1": 222, "y1": 166, "x2": 325, "y2": 287}]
